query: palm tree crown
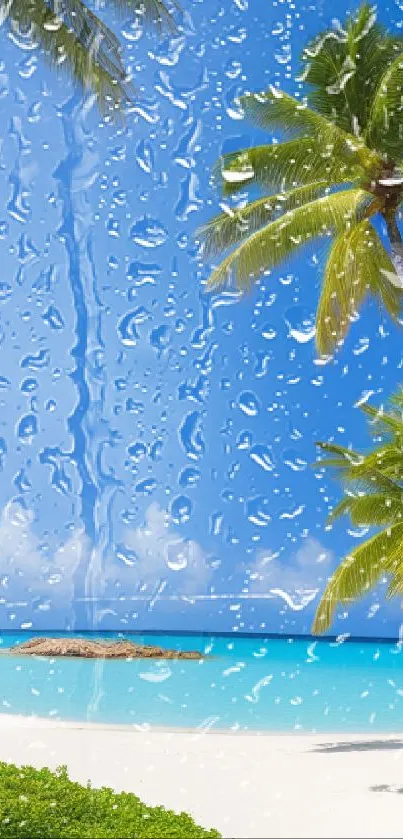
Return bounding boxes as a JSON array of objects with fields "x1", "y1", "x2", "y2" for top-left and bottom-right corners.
[
  {"x1": 1, "y1": 1, "x2": 178, "y2": 116},
  {"x1": 200, "y1": 4, "x2": 403, "y2": 356},
  {"x1": 313, "y1": 389, "x2": 403, "y2": 633}
]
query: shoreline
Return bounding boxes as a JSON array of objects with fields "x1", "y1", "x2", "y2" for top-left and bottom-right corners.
[
  {"x1": 0, "y1": 715, "x2": 402, "y2": 837},
  {"x1": 1, "y1": 712, "x2": 403, "y2": 739}
]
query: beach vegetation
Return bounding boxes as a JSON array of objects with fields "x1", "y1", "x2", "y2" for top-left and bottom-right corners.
[{"x1": 0, "y1": 761, "x2": 220, "y2": 838}]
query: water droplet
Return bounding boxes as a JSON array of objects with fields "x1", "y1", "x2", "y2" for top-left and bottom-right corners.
[
  {"x1": 117, "y1": 312, "x2": 139, "y2": 346},
  {"x1": 283, "y1": 449, "x2": 307, "y2": 472},
  {"x1": 139, "y1": 668, "x2": 172, "y2": 683},
  {"x1": 238, "y1": 390, "x2": 260, "y2": 417},
  {"x1": 130, "y1": 217, "x2": 167, "y2": 248},
  {"x1": 136, "y1": 139, "x2": 154, "y2": 174},
  {"x1": 21, "y1": 350, "x2": 50, "y2": 370},
  {"x1": 20, "y1": 378, "x2": 37, "y2": 394},
  {"x1": 285, "y1": 306, "x2": 316, "y2": 344},
  {"x1": 42, "y1": 305, "x2": 64, "y2": 330},
  {"x1": 261, "y1": 324, "x2": 276, "y2": 340},
  {"x1": 237, "y1": 431, "x2": 252, "y2": 450},
  {"x1": 250, "y1": 444, "x2": 274, "y2": 472},
  {"x1": 127, "y1": 261, "x2": 161, "y2": 286},
  {"x1": 135, "y1": 478, "x2": 157, "y2": 495},
  {"x1": 179, "y1": 411, "x2": 205, "y2": 460},
  {"x1": 128, "y1": 441, "x2": 147, "y2": 461},
  {"x1": 0, "y1": 283, "x2": 12, "y2": 301},
  {"x1": 179, "y1": 466, "x2": 201, "y2": 488},
  {"x1": 170, "y1": 495, "x2": 192, "y2": 524},
  {"x1": 17, "y1": 413, "x2": 38, "y2": 443},
  {"x1": 150, "y1": 325, "x2": 172, "y2": 354},
  {"x1": 247, "y1": 495, "x2": 271, "y2": 526}
]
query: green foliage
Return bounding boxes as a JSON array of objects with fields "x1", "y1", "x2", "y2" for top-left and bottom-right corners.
[
  {"x1": 367, "y1": 47, "x2": 403, "y2": 158},
  {"x1": 0, "y1": 761, "x2": 220, "y2": 839},
  {"x1": 313, "y1": 390, "x2": 403, "y2": 633},
  {"x1": 315, "y1": 220, "x2": 402, "y2": 355},
  {"x1": 215, "y1": 133, "x2": 367, "y2": 199},
  {"x1": 10, "y1": 0, "x2": 130, "y2": 116},
  {"x1": 302, "y1": 3, "x2": 403, "y2": 136},
  {"x1": 206, "y1": 188, "x2": 373, "y2": 290},
  {"x1": 312, "y1": 524, "x2": 403, "y2": 634},
  {"x1": 200, "y1": 183, "x2": 330, "y2": 257},
  {"x1": 4, "y1": 0, "x2": 179, "y2": 116},
  {"x1": 202, "y1": 3, "x2": 403, "y2": 355}
]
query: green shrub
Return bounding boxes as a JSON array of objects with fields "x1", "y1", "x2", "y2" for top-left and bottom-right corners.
[{"x1": 0, "y1": 761, "x2": 221, "y2": 838}]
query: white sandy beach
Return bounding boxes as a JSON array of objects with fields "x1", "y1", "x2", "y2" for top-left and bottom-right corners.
[{"x1": 0, "y1": 716, "x2": 402, "y2": 838}]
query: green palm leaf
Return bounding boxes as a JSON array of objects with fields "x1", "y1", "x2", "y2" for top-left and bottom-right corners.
[
  {"x1": 390, "y1": 388, "x2": 403, "y2": 411},
  {"x1": 199, "y1": 182, "x2": 330, "y2": 258},
  {"x1": 109, "y1": 0, "x2": 179, "y2": 33},
  {"x1": 387, "y1": 574, "x2": 403, "y2": 598},
  {"x1": 312, "y1": 523, "x2": 403, "y2": 634},
  {"x1": 360, "y1": 402, "x2": 403, "y2": 435},
  {"x1": 240, "y1": 87, "x2": 341, "y2": 138},
  {"x1": 335, "y1": 492, "x2": 403, "y2": 526},
  {"x1": 215, "y1": 138, "x2": 365, "y2": 197},
  {"x1": 315, "y1": 441, "x2": 363, "y2": 463},
  {"x1": 316, "y1": 440, "x2": 403, "y2": 494},
  {"x1": 366, "y1": 47, "x2": 403, "y2": 159},
  {"x1": 316, "y1": 220, "x2": 402, "y2": 355},
  {"x1": 350, "y1": 447, "x2": 403, "y2": 482},
  {"x1": 314, "y1": 388, "x2": 403, "y2": 634},
  {"x1": 207, "y1": 188, "x2": 374, "y2": 290},
  {"x1": 10, "y1": 0, "x2": 131, "y2": 114},
  {"x1": 6, "y1": 0, "x2": 180, "y2": 116},
  {"x1": 240, "y1": 87, "x2": 379, "y2": 171},
  {"x1": 302, "y1": 2, "x2": 403, "y2": 137}
]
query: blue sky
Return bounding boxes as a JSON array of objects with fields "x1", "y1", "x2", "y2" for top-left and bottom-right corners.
[{"x1": 0, "y1": 0, "x2": 402, "y2": 637}]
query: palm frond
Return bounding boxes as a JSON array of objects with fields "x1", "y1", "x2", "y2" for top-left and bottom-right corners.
[
  {"x1": 348, "y1": 446, "x2": 403, "y2": 483},
  {"x1": 390, "y1": 387, "x2": 403, "y2": 411},
  {"x1": 215, "y1": 138, "x2": 365, "y2": 198},
  {"x1": 315, "y1": 439, "x2": 403, "y2": 496},
  {"x1": 387, "y1": 574, "x2": 403, "y2": 598},
  {"x1": 316, "y1": 220, "x2": 402, "y2": 355},
  {"x1": 315, "y1": 441, "x2": 362, "y2": 462},
  {"x1": 312, "y1": 523, "x2": 403, "y2": 633},
  {"x1": 207, "y1": 188, "x2": 374, "y2": 291},
  {"x1": 366, "y1": 47, "x2": 403, "y2": 159},
  {"x1": 239, "y1": 87, "x2": 336, "y2": 136},
  {"x1": 199, "y1": 182, "x2": 330, "y2": 258},
  {"x1": 327, "y1": 495, "x2": 357, "y2": 523},
  {"x1": 11, "y1": 0, "x2": 131, "y2": 115},
  {"x1": 240, "y1": 86, "x2": 379, "y2": 171},
  {"x1": 360, "y1": 402, "x2": 403, "y2": 435},
  {"x1": 302, "y1": 2, "x2": 403, "y2": 137},
  {"x1": 108, "y1": 0, "x2": 180, "y2": 33},
  {"x1": 336, "y1": 491, "x2": 403, "y2": 526}
]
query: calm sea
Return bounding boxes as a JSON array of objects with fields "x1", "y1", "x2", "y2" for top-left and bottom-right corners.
[{"x1": 0, "y1": 632, "x2": 402, "y2": 733}]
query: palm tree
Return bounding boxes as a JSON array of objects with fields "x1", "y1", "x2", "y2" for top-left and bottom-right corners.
[
  {"x1": 313, "y1": 389, "x2": 403, "y2": 633},
  {"x1": 199, "y1": 4, "x2": 403, "y2": 356},
  {"x1": 1, "y1": 0, "x2": 178, "y2": 116}
]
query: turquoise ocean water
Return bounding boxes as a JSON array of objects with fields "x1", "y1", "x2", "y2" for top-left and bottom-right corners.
[{"x1": 1, "y1": 632, "x2": 403, "y2": 733}]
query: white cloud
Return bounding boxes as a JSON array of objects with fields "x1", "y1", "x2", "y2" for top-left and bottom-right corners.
[
  {"x1": 0, "y1": 500, "x2": 213, "y2": 614},
  {"x1": 119, "y1": 501, "x2": 212, "y2": 595},
  {"x1": 0, "y1": 501, "x2": 88, "y2": 612},
  {"x1": 247, "y1": 537, "x2": 335, "y2": 611}
]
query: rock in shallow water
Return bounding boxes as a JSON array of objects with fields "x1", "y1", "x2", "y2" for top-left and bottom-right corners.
[{"x1": 9, "y1": 637, "x2": 204, "y2": 660}]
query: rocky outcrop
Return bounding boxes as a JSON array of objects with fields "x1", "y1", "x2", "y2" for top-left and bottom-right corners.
[{"x1": 10, "y1": 637, "x2": 203, "y2": 659}]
